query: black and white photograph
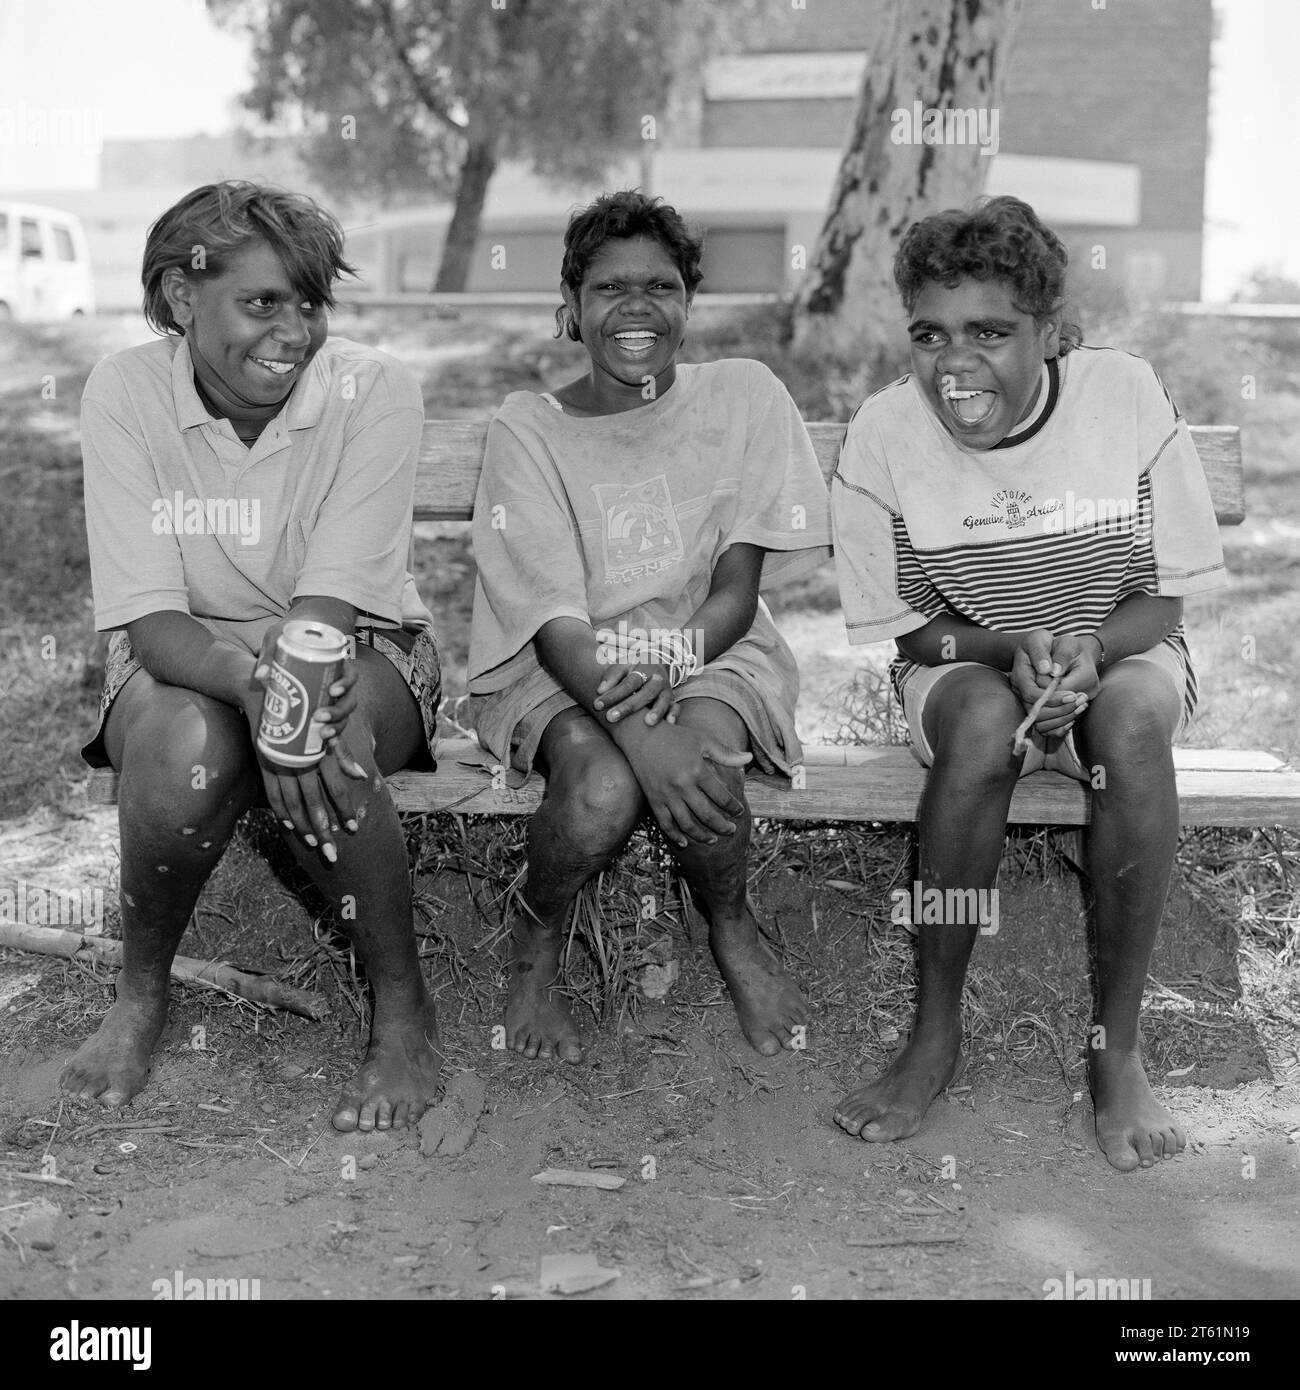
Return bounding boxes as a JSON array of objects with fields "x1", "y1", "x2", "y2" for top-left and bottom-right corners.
[{"x1": 1, "y1": 0, "x2": 1296, "y2": 1334}]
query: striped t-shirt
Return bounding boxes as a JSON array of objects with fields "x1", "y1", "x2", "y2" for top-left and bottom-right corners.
[{"x1": 831, "y1": 346, "x2": 1227, "y2": 720}]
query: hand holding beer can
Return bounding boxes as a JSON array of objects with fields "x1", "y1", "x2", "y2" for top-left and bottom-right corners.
[{"x1": 257, "y1": 621, "x2": 350, "y2": 767}]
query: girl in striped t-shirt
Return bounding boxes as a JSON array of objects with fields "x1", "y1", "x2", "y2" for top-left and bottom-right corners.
[{"x1": 831, "y1": 196, "x2": 1226, "y2": 1172}]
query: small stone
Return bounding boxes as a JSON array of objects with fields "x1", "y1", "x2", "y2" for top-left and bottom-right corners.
[{"x1": 357, "y1": 1153, "x2": 379, "y2": 1171}]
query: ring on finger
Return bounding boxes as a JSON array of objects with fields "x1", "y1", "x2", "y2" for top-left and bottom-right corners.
[{"x1": 630, "y1": 670, "x2": 649, "y2": 688}]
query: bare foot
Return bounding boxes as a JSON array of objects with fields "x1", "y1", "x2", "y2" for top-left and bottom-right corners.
[
  {"x1": 834, "y1": 1023, "x2": 961, "y2": 1141},
  {"x1": 710, "y1": 914, "x2": 808, "y2": 1056},
  {"x1": 332, "y1": 998, "x2": 443, "y2": 1133},
  {"x1": 60, "y1": 988, "x2": 168, "y2": 1108},
  {"x1": 505, "y1": 928, "x2": 583, "y2": 1062},
  {"x1": 1089, "y1": 1048, "x2": 1186, "y2": 1171}
]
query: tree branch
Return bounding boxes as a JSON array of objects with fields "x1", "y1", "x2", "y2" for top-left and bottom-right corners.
[{"x1": 376, "y1": 0, "x2": 467, "y2": 132}]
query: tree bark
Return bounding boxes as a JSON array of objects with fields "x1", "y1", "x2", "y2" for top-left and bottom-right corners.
[
  {"x1": 433, "y1": 123, "x2": 500, "y2": 293},
  {"x1": 793, "y1": 0, "x2": 1024, "y2": 366}
]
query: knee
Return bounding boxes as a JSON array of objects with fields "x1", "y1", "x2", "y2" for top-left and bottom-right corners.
[
  {"x1": 121, "y1": 704, "x2": 257, "y2": 829},
  {"x1": 546, "y1": 750, "x2": 643, "y2": 851},
  {"x1": 930, "y1": 684, "x2": 1022, "y2": 777},
  {"x1": 1080, "y1": 679, "x2": 1176, "y2": 767}
]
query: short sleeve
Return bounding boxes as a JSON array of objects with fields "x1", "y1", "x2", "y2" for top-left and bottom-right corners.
[
  {"x1": 1134, "y1": 362, "x2": 1227, "y2": 597},
  {"x1": 81, "y1": 361, "x2": 191, "y2": 630},
  {"x1": 291, "y1": 363, "x2": 424, "y2": 619},
  {"x1": 468, "y1": 412, "x2": 591, "y2": 684},
  {"x1": 832, "y1": 405, "x2": 944, "y2": 645},
  {"x1": 726, "y1": 363, "x2": 833, "y2": 590}
]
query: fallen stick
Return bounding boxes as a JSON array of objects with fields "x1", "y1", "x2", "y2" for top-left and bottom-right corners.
[
  {"x1": 0, "y1": 922, "x2": 330, "y2": 1021},
  {"x1": 1012, "y1": 672, "x2": 1064, "y2": 755},
  {"x1": 845, "y1": 1233, "x2": 964, "y2": 1248}
]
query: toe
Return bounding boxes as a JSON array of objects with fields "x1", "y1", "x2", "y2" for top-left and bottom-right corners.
[
  {"x1": 1099, "y1": 1131, "x2": 1140, "y2": 1171},
  {"x1": 560, "y1": 1039, "x2": 583, "y2": 1063},
  {"x1": 391, "y1": 1101, "x2": 410, "y2": 1130},
  {"x1": 374, "y1": 1099, "x2": 394, "y2": 1130},
  {"x1": 332, "y1": 1099, "x2": 360, "y2": 1133}
]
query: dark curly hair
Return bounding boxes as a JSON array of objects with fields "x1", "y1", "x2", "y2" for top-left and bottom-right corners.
[
  {"x1": 555, "y1": 190, "x2": 705, "y2": 342},
  {"x1": 893, "y1": 195, "x2": 1082, "y2": 354},
  {"x1": 142, "y1": 181, "x2": 355, "y2": 336}
]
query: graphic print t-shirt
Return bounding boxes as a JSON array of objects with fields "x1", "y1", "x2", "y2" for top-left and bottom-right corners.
[
  {"x1": 468, "y1": 358, "x2": 833, "y2": 760},
  {"x1": 831, "y1": 347, "x2": 1227, "y2": 720}
]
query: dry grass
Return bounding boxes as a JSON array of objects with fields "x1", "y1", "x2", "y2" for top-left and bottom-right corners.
[{"x1": 2, "y1": 308, "x2": 1297, "y2": 1089}]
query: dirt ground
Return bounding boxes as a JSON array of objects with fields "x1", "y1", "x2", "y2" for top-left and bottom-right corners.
[{"x1": 2, "y1": 802, "x2": 1298, "y2": 1303}]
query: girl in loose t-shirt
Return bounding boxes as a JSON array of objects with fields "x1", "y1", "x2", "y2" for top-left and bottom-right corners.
[
  {"x1": 830, "y1": 195, "x2": 1226, "y2": 1173},
  {"x1": 469, "y1": 191, "x2": 832, "y2": 1066}
]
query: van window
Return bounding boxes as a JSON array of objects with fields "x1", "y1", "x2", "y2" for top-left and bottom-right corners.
[
  {"x1": 0, "y1": 212, "x2": 8, "y2": 253},
  {"x1": 21, "y1": 218, "x2": 43, "y2": 257},
  {"x1": 52, "y1": 224, "x2": 76, "y2": 262}
]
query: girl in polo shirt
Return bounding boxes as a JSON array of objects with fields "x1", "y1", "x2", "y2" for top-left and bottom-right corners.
[
  {"x1": 67, "y1": 182, "x2": 443, "y2": 1134},
  {"x1": 831, "y1": 196, "x2": 1226, "y2": 1171}
]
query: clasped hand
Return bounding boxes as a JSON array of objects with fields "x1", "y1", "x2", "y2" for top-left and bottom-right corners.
[{"x1": 1010, "y1": 628, "x2": 1101, "y2": 738}]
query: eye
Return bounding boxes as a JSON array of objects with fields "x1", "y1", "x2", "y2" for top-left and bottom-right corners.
[
  {"x1": 978, "y1": 328, "x2": 1007, "y2": 341},
  {"x1": 911, "y1": 331, "x2": 942, "y2": 345},
  {"x1": 248, "y1": 296, "x2": 276, "y2": 310}
]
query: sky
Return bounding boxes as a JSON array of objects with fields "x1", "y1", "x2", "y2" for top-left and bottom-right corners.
[{"x1": 0, "y1": 0, "x2": 1294, "y2": 299}]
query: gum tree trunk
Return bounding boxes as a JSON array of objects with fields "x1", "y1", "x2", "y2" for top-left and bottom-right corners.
[
  {"x1": 792, "y1": 0, "x2": 1024, "y2": 366},
  {"x1": 433, "y1": 124, "x2": 500, "y2": 293}
]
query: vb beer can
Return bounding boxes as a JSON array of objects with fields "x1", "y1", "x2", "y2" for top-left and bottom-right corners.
[{"x1": 256, "y1": 620, "x2": 349, "y2": 767}]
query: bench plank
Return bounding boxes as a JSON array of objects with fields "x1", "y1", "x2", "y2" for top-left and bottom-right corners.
[
  {"x1": 84, "y1": 741, "x2": 1300, "y2": 828},
  {"x1": 414, "y1": 421, "x2": 1246, "y2": 525}
]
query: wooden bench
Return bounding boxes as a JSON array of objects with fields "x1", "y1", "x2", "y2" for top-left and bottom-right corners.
[{"x1": 86, "y1": 420, "x2": 1300, "y2": 828}]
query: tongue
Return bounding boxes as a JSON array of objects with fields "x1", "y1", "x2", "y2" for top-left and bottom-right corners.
[{"x1": 953, "y1": 392, "x2": 992, "y2": 424}]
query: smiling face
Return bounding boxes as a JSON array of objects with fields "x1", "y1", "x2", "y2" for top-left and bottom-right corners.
[
  {"x1": 908, "y1": 278, "x2": 1060, "y2": 450},
  {"x1": 162, "y1": 238, "x2": 328, "y2": 417},
  {"x1": 563, "y1": 234, "x2": 691, "y2": 412}
]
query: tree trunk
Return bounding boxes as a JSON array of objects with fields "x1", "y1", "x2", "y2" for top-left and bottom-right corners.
[
  {"x1": 793, "y1": 0, "x2": 1024, "y2": 366},
  {"x1": 433, "y1": 123, "x2": 500, "y2": 293}
]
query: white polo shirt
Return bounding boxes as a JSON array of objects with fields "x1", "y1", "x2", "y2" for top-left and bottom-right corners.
[{"x1": 81, "y1": 334, "x2": 434, "y2": 654}]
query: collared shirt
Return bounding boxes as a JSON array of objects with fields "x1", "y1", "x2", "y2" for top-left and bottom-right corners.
[{"x1": 81, "y1": 334, "x2": 433, "y2": 654}]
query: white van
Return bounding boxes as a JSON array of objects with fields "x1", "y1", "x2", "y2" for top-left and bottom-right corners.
[{"x1": 0, "y1": 202, "x2": 95, "y2": 321}]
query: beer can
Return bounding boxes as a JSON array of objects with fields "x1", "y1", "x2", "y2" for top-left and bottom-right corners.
[{"x1": 256, "y1": 620, "x2": 349, "y2": 767}]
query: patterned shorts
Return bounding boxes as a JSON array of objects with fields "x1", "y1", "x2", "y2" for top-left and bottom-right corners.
[{"x1": 81, "y1": 626, "x2": 441, "y2": 770}]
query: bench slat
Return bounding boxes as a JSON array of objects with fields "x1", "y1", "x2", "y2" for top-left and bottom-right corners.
[
  {"x1": 414, "y1": 420, "x2": 1245, "y2": 525},
  {"x1": 84, "y1": 740, "x2": 1300, "y2": 828}
]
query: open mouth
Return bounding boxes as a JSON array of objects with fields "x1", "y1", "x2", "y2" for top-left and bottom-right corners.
[
  {"x1": 939, "y1": 376, "x2": 996, "y2": 427},
  {"x1": 611, "y1": 330, "x2": 659, "y2": 358},
  {"x1": 249, "y1": 356, "x2": 300, "y2": 378}
]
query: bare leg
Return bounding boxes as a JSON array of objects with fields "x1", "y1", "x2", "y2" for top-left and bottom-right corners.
[
  {"x1": 1073, "y1": 660, "x2": 1186, "y2": 1171},
  {"x1": 506, "y1": 709, "x2": 643, "y2": 1062},
  {"x1": 669, "y1": 698, "x2": 808, "y2": 1055},
  {"x1": 61, "y1": 673, "x2": 259, "y2": 1107},
  {"x1": 285, "y1": 644, "x2": 443, "y2": 1132},
  {"x1": 836, "y1": 667, "x2": 1023, "y2": 1140}
]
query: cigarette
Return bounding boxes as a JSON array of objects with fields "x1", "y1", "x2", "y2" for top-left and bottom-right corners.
[{"x1": 1013, "y1": 672, "x2": 1063, "y2": 755}]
